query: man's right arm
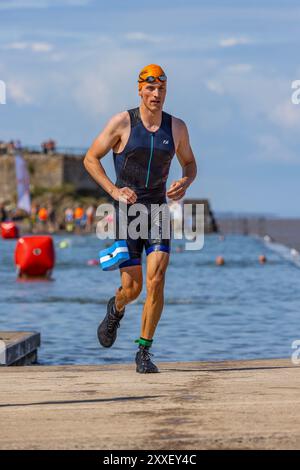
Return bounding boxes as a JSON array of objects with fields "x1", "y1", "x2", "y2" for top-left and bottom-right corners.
[{"x1": 83, "y1": 112, "x2": 136, "y2": 203}]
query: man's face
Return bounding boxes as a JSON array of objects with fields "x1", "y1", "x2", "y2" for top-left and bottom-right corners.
[{"x1": 139, "y1": 82, "x2": 167, "y2": 111}]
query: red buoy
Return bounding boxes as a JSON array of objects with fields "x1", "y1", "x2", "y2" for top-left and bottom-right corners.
[
  {"x1": 15, "y1": 235, "x2": 55, "y2": 278},
  {"x1": 1, "y1": 221, "x2": 19, "y2": 239}
]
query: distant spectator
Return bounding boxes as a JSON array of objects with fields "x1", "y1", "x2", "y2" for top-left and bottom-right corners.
[
  {"x1": 74, "y1": 206, "x2": 84, "y2": 233},
  {"x1": 48, "y1": 204, "x2": 57, "y2": 233},
  {"x1": 38, "y1": 207, "x2": 48, "y2": 222},
  {"x1": 30, "y1": 203, "x2": 40, "y2": 232},
  {"x1": 31, "y1": 203, "x2": 39, "y2": 222},
  {"x1": 42, "y1": 141, "x2": 47, "y2": 154},
  {"x1": 0, "y1": 140, "x2": 20, "y2": 155},
  {"x1": 14, "y1": 140, "x2": 22, "y2": 151},
  {"x1": 64, "y1": 207, "x2": 74, "y2": 232},
  {"x1": 0, "y1": 203, "x2": 7, "y2": 222},
  {"x1": 86, "y1": 205, "x2": 95, "y2": 232},
  {"x1": 80, "y1": 212, "x2": 87, "y2": 229},
  {"x1": 65, "y1": 208, "x2": 74, "y2": 224},
  {"x1": 7, "y1": 140, "x2": 15, "y2": 154},
  {"x1": 48, "y1": 139, "x2": 56, "y2": 153},
  {"x1": 0, "y1": 141, "x2": 7, "y2": 155},
  {"x1": 41, "y1": 139, "x2": 57, "y2": 154},
  {"x1": 38, "y1": 207, "x2": 48, "y2": 231}
]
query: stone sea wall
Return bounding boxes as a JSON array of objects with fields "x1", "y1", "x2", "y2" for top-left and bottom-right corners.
[{"x1": 0, "y1": 152, "x2": 105, "y2": 201}]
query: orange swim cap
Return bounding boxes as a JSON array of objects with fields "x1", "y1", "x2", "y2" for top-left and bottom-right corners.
[{"x1": 138, "y1": 64, "x2": 167, "y2": 91}]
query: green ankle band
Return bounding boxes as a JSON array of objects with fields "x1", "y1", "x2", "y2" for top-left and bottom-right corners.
[{"x1": 134, "y1": 337, "x2": 153, "y2": 348}]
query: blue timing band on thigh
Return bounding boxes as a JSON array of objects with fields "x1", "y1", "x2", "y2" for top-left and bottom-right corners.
[{"x1": 146, "y1": 244, "x2": 170, "y2": 256}]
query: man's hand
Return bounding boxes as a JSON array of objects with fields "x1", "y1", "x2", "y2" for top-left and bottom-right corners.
[
  {"x1": 166, "y1": 177, "x2": 190, "y2": 201},
  {"x1": 112, "y1": 187, "x2": 137, "y2": 204}
]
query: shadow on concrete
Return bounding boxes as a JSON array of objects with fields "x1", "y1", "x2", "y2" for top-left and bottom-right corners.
[
  {"x1": 162, "y1": 366, "x2": 294, "y2": 373},
  {"x1": 0, "y1": 395, "x2": 164, "y2": 409}
]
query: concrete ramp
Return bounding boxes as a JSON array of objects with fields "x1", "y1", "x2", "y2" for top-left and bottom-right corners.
[{"x1": 0, "y1": 359, "x2": 299, "y2": 449}]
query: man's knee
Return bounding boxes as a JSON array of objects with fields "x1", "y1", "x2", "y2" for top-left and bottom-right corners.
[{"x1": 146, "y1": 269, "x2": 166, "y2": 294}]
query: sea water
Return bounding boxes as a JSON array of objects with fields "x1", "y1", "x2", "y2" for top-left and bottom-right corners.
[{"x1": 0, "y1": 233, "x2": 299, "y2": 365}]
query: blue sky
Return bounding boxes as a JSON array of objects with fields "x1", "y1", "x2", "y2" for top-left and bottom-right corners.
[{"x1": 0, "y1": 0, "x2": 299, "y2": 216}]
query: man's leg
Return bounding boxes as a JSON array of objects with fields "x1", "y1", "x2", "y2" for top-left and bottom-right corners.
[
  {"x1": 135, "y1": 250, "x2": 169, "y2": 373},
  {"x1": 115, "y1": 264, "x2": 143, "y2": 313},
  {"x1": 97, "y1": 263, "x2": 142, "y2": 348},
  {"x1": 141, "y1": 251, "x2": 169, "y2": 340}
]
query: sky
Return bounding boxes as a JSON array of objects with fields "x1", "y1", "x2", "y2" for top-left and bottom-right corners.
[{"x1": 0, "y1": 0, "x2": 299, "y2": 216}]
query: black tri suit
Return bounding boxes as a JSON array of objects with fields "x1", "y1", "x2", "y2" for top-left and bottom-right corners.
[{"x1": 113, "y1": 107, "x2": 175, "y2": 267}]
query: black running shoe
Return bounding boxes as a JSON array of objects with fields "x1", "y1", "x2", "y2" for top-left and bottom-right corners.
[
  {"x1": 97, "y1": 296, "x2": 125, "y2": 348},
  {"x1": 135, "y1": 345, "x2": 159, "y2": 373}
]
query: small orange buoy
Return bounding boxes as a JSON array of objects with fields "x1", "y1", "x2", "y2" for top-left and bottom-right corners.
[
  {"x1": 15, "y1": 235, "x2": 55, "y2": 278},
  {"x1": 1, "y1": 221, "x2": 19, "y2": 239},
  {"x1": 216, "y1": 256, "x2": 225, "y2": 266},
  {"x1": 259, "y1": 255, "x2": 267, "y2": 264}
]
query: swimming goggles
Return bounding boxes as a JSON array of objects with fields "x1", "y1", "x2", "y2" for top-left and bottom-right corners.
[{"x1": 138, "y1": 74, "x2": 167, "y2": 83}]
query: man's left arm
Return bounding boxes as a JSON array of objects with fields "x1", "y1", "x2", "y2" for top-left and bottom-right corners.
[{"x1": 166, "y1": 120, "x2": 197, "y2": 201}]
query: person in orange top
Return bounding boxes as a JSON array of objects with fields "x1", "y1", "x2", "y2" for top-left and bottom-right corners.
[
  {"x1": 37, "y1": 207, "x2": 48, "y2": 232},
  {"x1": 74, "y1": 206, "x2": 84, "y2": 232},
  {"x1": 74, "y1": 207, "x2": 84, "y2": 220},
  {"x1": 38, "y1": 207, "x2": 48, "y2": 222}
]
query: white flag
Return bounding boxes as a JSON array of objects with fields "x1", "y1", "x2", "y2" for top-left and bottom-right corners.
[{"x1": 15, "y1": 153, "x2": 31, "y2": 214}]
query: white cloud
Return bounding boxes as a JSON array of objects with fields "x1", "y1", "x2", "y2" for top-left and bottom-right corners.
[
  {"x1": 205, "y1": 66, "x2": 292, "y2": 127},
  {"x1": 72, "y1": 48, "x2": 145, "y2": 118},
  {"x1": 201, "y1": 63, "x2": 300, "y2": 163},
  {"x1": 73, "y1": 75, "x2": 111, "y2": 116},
  {"x1": 0, "y1": 0, "x2": 91, "y2": 9},
  {"x1": 255, "y1": 134, "x2": 297, "y2": 163},
  {"x1": 271, "y1": 100, "x2": 300, "y2": 129},
  {"x1": 31, "y1": 42, "x2": 53, "y2": 52},
  {"x1": 124, "y1": 32, "x2": 162, "y2": 44},
  {"x1": 49, "y1": 52, "x2": 66, "y2": 62},
  {"x1": 7, "y1": 81, "x2": 33, "y2": 105},
  {"x1": 226, "y1": 64, "x2": 253, "y2": 73},
  {"x1": 4, "y1": 42, "x2": 53, "y2": 53},
  {"x1": 4, "y1": 42, "x2": 28, "y2": 50},
  {"x1": 219, "y1": 37, "x2": 252, "y2": 47},
  {"x1": 205, "y1": 64, "x2": 252, "y2": 96},
  {"x1": 205, "y1": 80, "x2": 224, "y2": 95}
]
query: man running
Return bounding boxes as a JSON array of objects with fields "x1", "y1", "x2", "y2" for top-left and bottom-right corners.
[{"x1": 84, "y1": 64, "x2": 197, "y2": 373}]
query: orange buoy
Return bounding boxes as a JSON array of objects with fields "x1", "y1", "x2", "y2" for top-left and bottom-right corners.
[
  {"x1": 1, "y1": 221, "x2": 19, "y2": 239},
  {"x1": 216, "y1": 256, "x2": 225, "y2": 266},
  {"x1": 259, "y1": 255, "x2": 267, "y2": 264},
  {"x1": 15, "y1": 235, "x2": 55, "y2": 278}
]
